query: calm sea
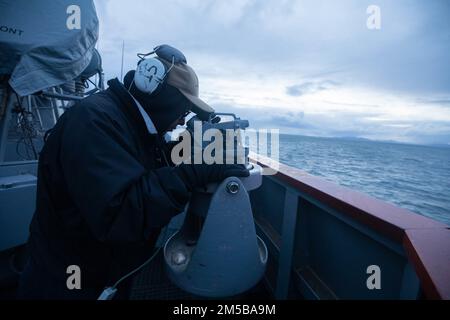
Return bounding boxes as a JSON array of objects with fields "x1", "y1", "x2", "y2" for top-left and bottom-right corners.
[{"x1": 275, "y1": 134, "x2": 450, "y2": 225}]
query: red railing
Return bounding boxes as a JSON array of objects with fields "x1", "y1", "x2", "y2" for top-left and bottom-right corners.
[{"x1": 252, "y1": 155, "x2": 450, "y2": 300}]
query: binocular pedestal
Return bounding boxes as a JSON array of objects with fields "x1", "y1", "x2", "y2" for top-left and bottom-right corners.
[{"x1": 163, "y1": 164, "x2": 267, "y2": 298}]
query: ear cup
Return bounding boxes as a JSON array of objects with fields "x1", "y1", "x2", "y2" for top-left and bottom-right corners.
[{"x1": 134, "y1": 58, "x2": 166, "y2": 95}]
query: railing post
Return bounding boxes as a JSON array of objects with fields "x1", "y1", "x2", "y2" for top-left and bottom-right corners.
[{"x1": 275, "y1": 190, "x2": 299, "y2": 299}]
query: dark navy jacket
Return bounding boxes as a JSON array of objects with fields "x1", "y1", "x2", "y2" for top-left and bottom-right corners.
[{"x1": 18, "y1": 79, "x2": 189, "y2": 299}]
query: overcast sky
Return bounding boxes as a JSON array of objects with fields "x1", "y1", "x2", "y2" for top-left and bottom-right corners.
[{"x1": 94, "y1": 0, "x2": 450, "y2": 145}]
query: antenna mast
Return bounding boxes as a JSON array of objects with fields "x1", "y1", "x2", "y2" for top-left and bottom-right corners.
[{"x1": 120, "y1": 40, "x2": 125, "y2": 81}]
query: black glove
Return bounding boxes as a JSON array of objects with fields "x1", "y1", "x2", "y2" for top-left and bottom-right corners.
[{"x1": 174, "y1": 163, "x2": 250, "y2": 191}]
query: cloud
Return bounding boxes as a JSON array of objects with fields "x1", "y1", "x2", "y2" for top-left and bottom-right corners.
[
  {"x1": 416, "y1": 98, "x2": 450, "y2": 107},
  {"x1": 94, "y1": 0, "x2": 450, "y2": 145},
  {"x1": 286, "y1": 80, "x2": 339, "y2": 97},
  {"x1": 268, "y1": 111, "x2": 306, "y2": 128},
  {"x1": 95, "y1": 0, "x2": 449, "y2": 92},
  {"x1": 322, "y1": 100, "x2": 379, "y2": 108},
  {"x1": 210, "y1": 100, "x2": 450, "y2": 145}
]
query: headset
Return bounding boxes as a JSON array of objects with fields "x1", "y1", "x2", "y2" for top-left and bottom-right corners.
[{"x1": 131, "y1": 44, "x2": 187, "y2": 96}]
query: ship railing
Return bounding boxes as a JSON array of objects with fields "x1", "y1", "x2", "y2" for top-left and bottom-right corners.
[{"x1": 249, "y1": 154, "x2": 449, "y2": 300}]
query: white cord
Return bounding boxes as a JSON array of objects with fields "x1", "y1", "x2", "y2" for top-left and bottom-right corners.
[{"x1": 97, "y1": 227, "x2": 169, "y2": 300}]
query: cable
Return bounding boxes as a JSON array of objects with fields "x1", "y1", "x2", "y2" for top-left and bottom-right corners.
[
  {"x1": 112, "y1": 243, "x2": 161, "y2": 289},
  {"x1": 86, "y1": 77, "x2": 98, "y2": 89},
  {"x1": 97, "y1": 226, "x2": 170, "y2": 300},
  {"x1": 15, "y1": 137, "x2": 29, "y2": 161},
  {"x1": 8, "y1": 251, "x2": 24, "y2": 275},
  {"x1": 13, "y1": 93, "x2": 38, "y2": 159}
]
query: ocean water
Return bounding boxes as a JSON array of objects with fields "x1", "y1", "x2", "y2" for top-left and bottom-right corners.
[{"x1": 275, "y1": 134, "x2": 450, "y2": 225}]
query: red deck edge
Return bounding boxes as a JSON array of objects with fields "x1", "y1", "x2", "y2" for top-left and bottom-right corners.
[{"x1": 251, "y1": 155, "x2": 450, "y2": 300}]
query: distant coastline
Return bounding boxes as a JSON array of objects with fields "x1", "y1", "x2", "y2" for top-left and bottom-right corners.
[
  {"x1": 275, "y1": 134, "x2": 450, "y2": 225},
  {"x1": 278, "y1": 133, "x2": 450, "y2": 149}
]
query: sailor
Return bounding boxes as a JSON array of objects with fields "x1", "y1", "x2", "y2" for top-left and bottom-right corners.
[{"x1": 17, "y1": 45, "x2": 249, "y2": 299}]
